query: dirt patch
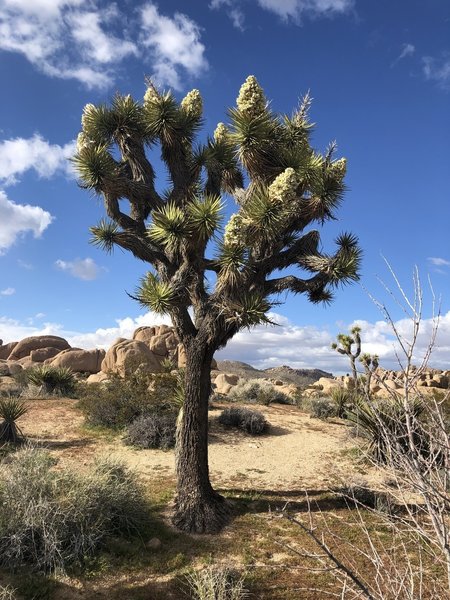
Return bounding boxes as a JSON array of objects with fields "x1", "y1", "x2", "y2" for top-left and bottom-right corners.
[{"x1": 18, "y1": 398, "x2": 378, "y2": 491}]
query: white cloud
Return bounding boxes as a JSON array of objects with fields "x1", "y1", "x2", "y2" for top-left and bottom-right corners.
[
  {"x1": 0, "y1": 190, "x2": 54, "y2": 254},
  {"x1": 257, "y1": 0, "x2": 353, "y2": 21},
  {"x1": 0, "y1": 287, "x2": 15, "y2": 296},
  {"x1": 0, "y1": 0, "x2": 208, "y2": 90},
  {"x1": 140, "y1": 2, "x2": 208, "y2": 89},
  {"x1": 210, "y1": 0, "x2": 245, "y2": 30},
  {"x1": 0, "y1": 135, "x2": 75, "y2": 185},
  {"x1": 428, "y1": 257, "x2": 450, "y2": 267},
  {"x1": 423, "y1": 55, "x2": 450, "y2": 88},
  {"x1": 17, "y1": 259, "x2": 33, "y2": 269},
  {"x1": 391, "y1": 42, "x2": 415, "y2": 68},
  {"x1": 0, "y1": 0, "x2": 136, "y2": 89},
  {"x1": 55, "y1": 257, "x2": 105, "y2": 281}
]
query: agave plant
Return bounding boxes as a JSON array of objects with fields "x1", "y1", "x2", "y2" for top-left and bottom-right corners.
[
  {"x1": 0, "y1": 397, "x2": 28, "y2": 444},
  {"x1": 25, "y1": 365, "x2": 76, "y2": 396}
]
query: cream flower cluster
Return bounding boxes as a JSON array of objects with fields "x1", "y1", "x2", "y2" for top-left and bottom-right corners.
[
  {"x1": 76, "y1": 131, "x2": 89, "y2": 153},
  {"x1": 268, "y1": 168, "x2": 298, "y2": 203},
  {"x1": 144, "y1": 85, "x2": 159, "y2": 106},
  {"x1": 224, "y1": 213, "x2": 244, "y2": 247},
  {"x1": 181, "y1": 89, "x2": 203, "y2": 119},
  {"x1": 81, "y1": 103, "x2": 96, "y2": 130},
  {"x1": 330, "y1": 157, "x2": 347, "y2": 179},
  {"x1": 214, "y1": 122, "x2": 229, "y2": 143},
  {"x1": 236, "y1": 75, "x2": 266, "y2": 118}
]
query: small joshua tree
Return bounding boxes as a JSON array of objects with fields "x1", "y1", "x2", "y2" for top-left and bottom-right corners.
[
  {"x1": 359, "y1": 352, "x2": 379, "y2": 396},
  {"x1": 331, "y1": 325, "x2": 362, "y2": 388},
  {"x1": 0, "y1": 397, "x2": 27, "y2": 445},
  {"x1": 74, "y1": 76, "x2": 361, "y2": 533}
]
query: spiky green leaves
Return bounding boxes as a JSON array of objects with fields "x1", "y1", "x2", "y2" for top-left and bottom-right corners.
[
  {"x1": 187, "y1": 195, "x2": 223, "y2": 241},
  {"x1": 90, "y1": 219, "x2": 119, "y2": 254},
  {"x1": 73, "y1": 144, "x2": 117, "y2": 191},
  {"x1": 215, "y1": 243, "x2": 247, "y2": 288},
  {"x1": 135, "y1": 273, "x2": 176, "y2": 314},
  {"x1": 148, "y1": 196, "x2": 223, "y2": 250},
  {"x1": 223, "y1": 293, "x2": 273, "y2": 328}
]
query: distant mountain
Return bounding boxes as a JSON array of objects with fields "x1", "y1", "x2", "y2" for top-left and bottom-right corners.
[{"x1": 216, "y1": 361, "x2": 332, "y2": 387}]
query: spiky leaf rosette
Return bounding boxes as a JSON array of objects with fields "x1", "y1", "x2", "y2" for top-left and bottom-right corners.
[
  {"x1": 135, "y1": 273, "x2": 177, "y2": 314},
  {"x1": 147, "y1": 203, "x2": 191, "y2": 251},
  {"x1": 187, "y1": 195, "x2": 223, "y2": 241},
  {"x1": 90, "y1": 219, "x2": 119, "y2": 254},
  {"x1": 222, "y1": 293, "x2": 274, "y2": 328},
  {"x1": 0, "y1": 397, "x2": 28, "y2": 445},
  {"x1": 73, "y1": 144, "x2": 117, "y2": 192}
]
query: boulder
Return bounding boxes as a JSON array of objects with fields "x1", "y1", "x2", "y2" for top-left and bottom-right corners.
[
  {"x1": 6, "y1": 362, "x2": 22, "y2": 376},
  {"x1": 0, "y1": 361, "x2": 10, "y2": 377},
  {"x1": 49, "y1": 348, "x2": 106, "y2": 374},
  {"x1": 177, "y1": 343, "x2": 186, "y2": 368},
  {"x1": 8, "y1": 335, "x2": 70, "y2": 361},
  {"x1": 133, "y1": 326, "x2": 156, "y2": 346},
  {"x1": 214, "y1": 373, "x2": 240, "y2": 394},
  {"x1": 101, "y1": 339, "x2": 163, "y2": 377},
  {"x1": 0, "y1": 341, "x2": 18, "y2": 360},
  {"x1": 0, "y1": 376, "x2": 20, "y2": 394},
  {"x1": 30, "y1": 347, "x2": 64, "y2": 363},
  {"x1": 86, "y1": 372, "x2": 110, "y2": 384}
]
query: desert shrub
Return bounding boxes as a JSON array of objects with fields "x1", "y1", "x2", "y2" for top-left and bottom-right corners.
[
  {"x1": 79, "y1": 370, "x2": 180, "y2": 429},
  {"x1": 186, "y1": 566, "x2": 248, "y2": 600},
  {"x1": 309, "y1": 397, "x2": 337, "y2": 420},
  {"x1": 330, "y1": 386, "x2": 354, "y2": 418},
  {"x1": 124, "y1": 413, "x2": 177, "y2": 449},
  {"x1": 347, "y1": 396, "x2": 427, "y2": 463},
  {"x1": 0, "y1": 397, "x2": 28, "y2": 445},
  {"x1": 0, "y1": 447, "x2": 149, "y2": 573},
  {"x1": 24, "y1": 365, "x2": 76, "y2": 396},
  {"x1": 218, "y1": 407, "x2": 268, "y2": 435},
  {"x1": 228, "y1": 379, "x2": 290, "y2": 406}
]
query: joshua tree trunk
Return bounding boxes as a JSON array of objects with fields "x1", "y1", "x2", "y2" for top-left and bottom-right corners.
[{"x1": 172, "y1": 339, "x2": 230, "y2": 533}]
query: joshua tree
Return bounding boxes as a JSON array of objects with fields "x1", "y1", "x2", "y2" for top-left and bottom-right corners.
[
  {"x1": 359, "y1": 352, "x2": 379, "y2": 396},
  {"x1": 74, "y1": 76, "x2": 361, "y2": 533},
  {"x1": 331, "y1": 325, "x2": 362, "y2": 388}
]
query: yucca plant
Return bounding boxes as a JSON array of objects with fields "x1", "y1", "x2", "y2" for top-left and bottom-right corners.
[
  {"x1": 348, "y1": 396, "x2": 426, "y2": 463},
  {"x1": 25, "y1": 365, "x2": 76, "y2": 396},
  {"x1": 330, "y1": 386, "x2": 354, "y2": 418},
  {"x1": 0, "y1": 397, "x2": 28, "y2": 445},
  {"x1": 74, "y1": 75, "x2": 361, "y2": 533}
]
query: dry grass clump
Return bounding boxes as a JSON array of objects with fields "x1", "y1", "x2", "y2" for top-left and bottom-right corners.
[
  {"x1": 124, "y1": 413, "x2": 177, "y2": 449},
  {"x1": 186, "y1": 566, "x2": 248, "y2": 600},
  {"x1": 218, "y1": 407, "x2": 269, "y2": 435},
  {"x1": 0, "y1": 446, "x2": 149, "y2": 573}
]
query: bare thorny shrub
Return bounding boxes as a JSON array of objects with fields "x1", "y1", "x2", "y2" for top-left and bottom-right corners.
[{"x1": 281, "y1": 265, "x2": 450, "y2": 599}]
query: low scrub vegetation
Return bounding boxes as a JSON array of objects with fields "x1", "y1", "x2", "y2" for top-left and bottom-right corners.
[
  {"x1": 218, "y1": 407, "x2": 268, "y2": 435},
  {"x1": 228, "y1": 379, "x2": 290, "y2": 406},
  {"x1": 79, "y1": 371, "x2": 180, "y2": 429},
  {"x1": 0, "y1": 446, "x2": 149, "y2": 573},
  {"x1": 124, "y1": 413, "x2": 177, "y2": 449},
  {"x1": 186, "y1": 566, "x2": 248, "y2": 600}
]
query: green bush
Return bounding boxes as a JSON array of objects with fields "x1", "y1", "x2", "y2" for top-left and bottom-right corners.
[
  {"x1": 218, "y1": 407, "x2": 268, "y2": 435},
  {"x1": 24, "y1": 365, "x2": 76, "y2": 396},
  {"x1": 124, "y1": 413, "x2": 177, "y2": 449},
  {"x1": 0, "y1": 447, "x2": 149, "y2": 573},
  {"x1": 309, "y1": 397, "x2": 337, "y2": 420},
  {"x1": 228, "y1": 379, "x2": 290, "y2": 405},
  {"x1": 186, "y1": 566, "x2": 248, "y2": 600},
  {"x1": 78, "y1": 371, "x2": 180, "y2": 429}
]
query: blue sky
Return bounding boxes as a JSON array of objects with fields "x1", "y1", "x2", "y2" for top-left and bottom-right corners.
[{"x1": 0, "y1": 0, "x2": 450, "y2": 373}]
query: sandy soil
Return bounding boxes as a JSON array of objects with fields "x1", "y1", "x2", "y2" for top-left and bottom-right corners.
[{"x1": 19, "y1": 398, "x2": 377, "y2": 492}]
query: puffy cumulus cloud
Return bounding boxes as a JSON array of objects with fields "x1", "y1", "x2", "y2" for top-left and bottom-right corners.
[
  {"x1": 0, "y1": 287, "x2": 15, "y2": 296},
  {"x1": 0, "y1": 135, "x2": 75, "y2": 186},
  {"x1": 55, "y1": 257, "x2": 105, "y2": 281},
  {"x1": 211, "y1": 0, "x2": 353, "y2": 26},
  {"x1": 140, "y1": 2, "x2": 208, "y2": 89},
  {"x1": 0, "y1": 190, "x2": 53, "y2": 254},
  {"x1": 0, "y1": 0, "x2": 207, "y2": 90}
]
